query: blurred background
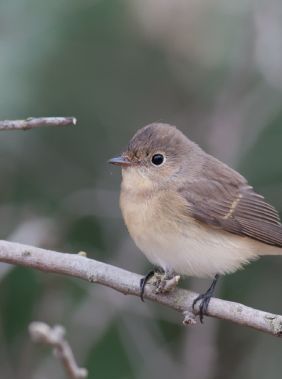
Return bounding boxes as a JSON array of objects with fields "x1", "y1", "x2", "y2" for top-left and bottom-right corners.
[{"x1": 0, "y1": 0, "x2": 282, "y2": 378}]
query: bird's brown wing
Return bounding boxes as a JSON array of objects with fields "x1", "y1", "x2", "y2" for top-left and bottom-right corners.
[{"x1": 178, "y1": 178, "x2": 282, "y2": 247}]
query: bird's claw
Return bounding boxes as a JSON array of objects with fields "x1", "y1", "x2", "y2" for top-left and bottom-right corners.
[
  {"x1": 140, "y1": 270, "x2": 155, "y2": 302},
  {"x1": 192, "y1": 293, "x2": 212, "y2": 323},
  {"x1": 192, "y1": 274, "x2": 219, "y2": 323}
]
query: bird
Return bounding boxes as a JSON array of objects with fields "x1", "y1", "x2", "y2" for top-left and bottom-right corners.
[{"x1": 109, "y1": 123, "x2": 282, "y2": 322}]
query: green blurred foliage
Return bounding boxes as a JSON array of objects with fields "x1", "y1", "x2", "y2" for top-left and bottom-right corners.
[
  {"x1": 0, "y1": 268, "x2": 41, "y2": 344},
  {"x1": 86, "y1": 323, "x2": 134, "y2": 379}
]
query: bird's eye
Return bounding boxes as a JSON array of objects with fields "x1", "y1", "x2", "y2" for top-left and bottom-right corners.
[{"x1": 151, "y1": 153, "x2": 165, "y2": 166}]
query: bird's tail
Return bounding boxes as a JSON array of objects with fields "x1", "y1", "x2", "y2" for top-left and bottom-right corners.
[{"x1": 258, "y1": 243, "x2": 282, "y2": 256}]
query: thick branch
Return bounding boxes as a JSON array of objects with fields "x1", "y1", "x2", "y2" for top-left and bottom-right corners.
[
  {"x1": 29, "y1": 322, "x2": 87, "y2": 379},
  {"x1": 0, "y1": 117, "x2": 76, "y2": 131},
  {"x1": 0, "y1": 240, "x2": 281, "y2": 337}
]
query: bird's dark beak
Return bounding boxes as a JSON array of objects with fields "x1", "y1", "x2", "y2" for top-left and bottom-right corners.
[{"x1": 108, "y1": 156, "x2": 132, "y2": 167}]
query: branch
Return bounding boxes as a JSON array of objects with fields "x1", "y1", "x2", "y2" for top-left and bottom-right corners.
[
  {"x1": 0, "y1": 117, "x2": 76, "y2": 131},
  {"x1": 29, "y1": 322, "x2": 87, "y2": 379},
  {"x1": 0, "y1": 240, "x2": 282, "y2": 337}
]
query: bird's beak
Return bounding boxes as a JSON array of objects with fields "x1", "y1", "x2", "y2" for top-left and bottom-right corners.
[{"x1": 108, "y1": 155, "x2": 133, "y2": 167}]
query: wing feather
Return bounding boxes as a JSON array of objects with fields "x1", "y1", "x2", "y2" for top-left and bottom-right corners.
[{"x1": 178, "y1": 177, "x2": 282, "y2": 247}]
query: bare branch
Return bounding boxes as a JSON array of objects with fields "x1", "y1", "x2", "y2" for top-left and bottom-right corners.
[
  {"x1": 0, "y1": 117, "x2": 76, "y2": 131},
  {"x1": 0, "y1": 240, "x2": 282, "y2": 337},
  {"x1": 29, "y1": 322, "x2": 87, "y2": 379}
]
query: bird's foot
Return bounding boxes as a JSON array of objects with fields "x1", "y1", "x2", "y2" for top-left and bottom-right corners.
[
  {"x1": 192, "y1": 274, "x2": 219, "y2": 323},
  {"x1": 140, "y1": 269, "x2": 180, "y2": 301},
  {"x1": 140, "y1": 269, "x2": 156, "y2": 302}
]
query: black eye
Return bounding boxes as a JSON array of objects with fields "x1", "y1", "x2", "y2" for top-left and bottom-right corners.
[{"x1": 151, "y1": 154, "x2": 164, "y2": 166}]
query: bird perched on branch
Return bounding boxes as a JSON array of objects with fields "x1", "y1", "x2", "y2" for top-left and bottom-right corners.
[{"x1": 109, "y1": 123, "x2": 282, "y2": 322}]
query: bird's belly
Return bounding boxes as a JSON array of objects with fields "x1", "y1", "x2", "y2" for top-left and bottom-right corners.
[
  {"x1": 121, "y1": 194, "x2": 259, "y2": 278},
  {"x1": 134, "y1": 224, "x2": 259, "y2": 277}
]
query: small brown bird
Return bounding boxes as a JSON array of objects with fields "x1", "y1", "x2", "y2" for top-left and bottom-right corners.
[{"x1": 109, "y1": 123, "x2": 282, "y2": 321}]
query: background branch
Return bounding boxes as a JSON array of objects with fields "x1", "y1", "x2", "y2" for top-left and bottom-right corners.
[
  {"x1": 0, "y1": 117, "x2": 76, "y2": 131},
  {"x1": 29, "y1": 322, "x2": 88, "y2": 379},
  {"x1": 0, "y1": 240, "x2": 281, "y2": 338}
]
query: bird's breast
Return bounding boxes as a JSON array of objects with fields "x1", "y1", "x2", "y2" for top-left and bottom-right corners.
[{"x1": 120, "y1": 185, "x2": 260, "y2": 278}]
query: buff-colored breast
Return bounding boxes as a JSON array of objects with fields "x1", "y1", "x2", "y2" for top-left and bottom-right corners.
[{"x1": 119, "y1": 168, "x2": 276, "y2": 277}]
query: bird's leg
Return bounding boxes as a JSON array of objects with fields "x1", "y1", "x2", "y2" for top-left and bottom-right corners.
[
  {"x1": 192, "y1": 274, "x2": 219, "y2": 323},
  {"x1": 140, "y1": 268, "x2": 180, "y2": 301},
  {"x1": 140, "y1": 269, "x2": 159, "y2": 302}
]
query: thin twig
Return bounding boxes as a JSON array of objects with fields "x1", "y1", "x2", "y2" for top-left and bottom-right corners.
[
  {"x1": 29, "y1": 322, "x2": 87, "y2": 379},
  {"x1": 0, "y1": 240, "x2": 282, "y2": 337},
  {"x1": 0, "y1": 117, "x2": 76, "y2": 131}
]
